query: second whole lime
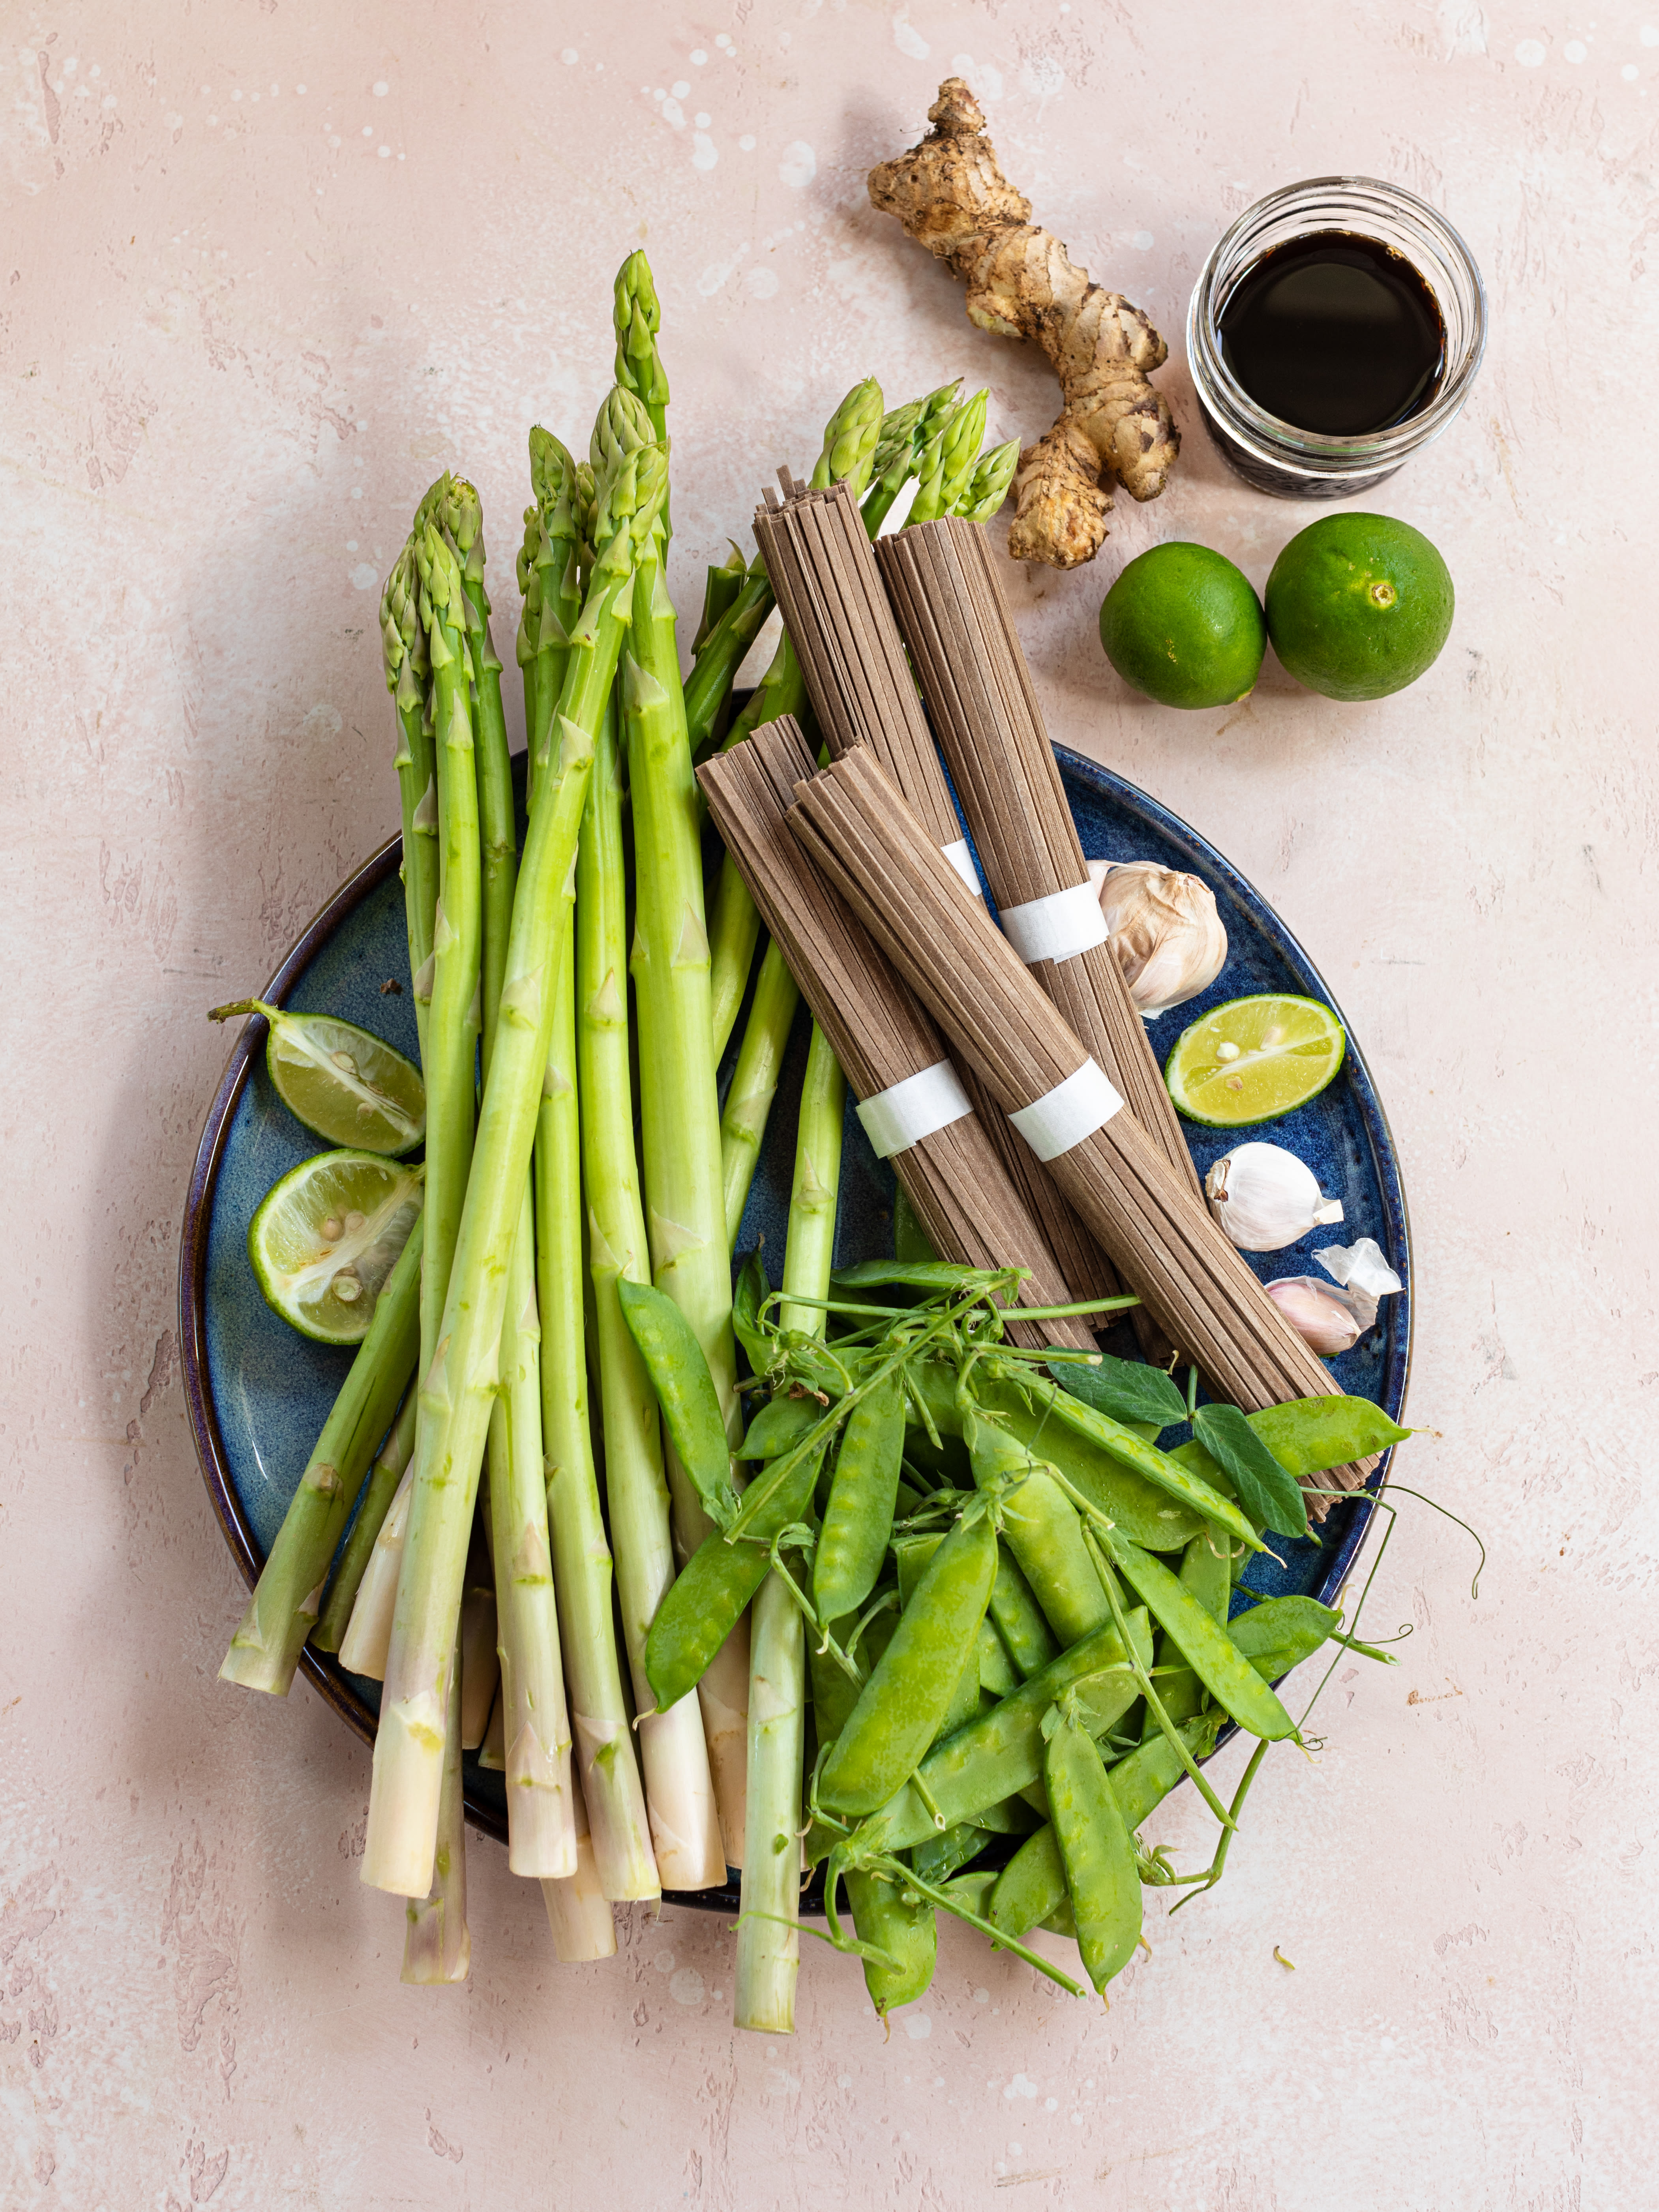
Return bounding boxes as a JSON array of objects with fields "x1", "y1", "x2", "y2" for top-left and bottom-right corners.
[
  {"x1": 1097, "y1": 543, "x2": 1267, "y2": 710},
  {"x1": 1265, "y1": 512, "x2": 1453, "y2": 701}
]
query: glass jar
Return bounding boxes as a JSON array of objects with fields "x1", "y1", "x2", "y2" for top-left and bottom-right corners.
[{"x1": 1186, "y1": 176, "x2": 1487, "y2": 498}]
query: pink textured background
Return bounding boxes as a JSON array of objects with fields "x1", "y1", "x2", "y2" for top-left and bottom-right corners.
[{"x1": 5, "y1": 3, "x2": 1655, "y2": 2205}]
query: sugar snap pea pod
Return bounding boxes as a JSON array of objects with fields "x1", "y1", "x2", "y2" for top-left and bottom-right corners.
[
  {"x1": 1168, "y1": 1393, "x2": 1410, "y2": 1517},
  {"x1": 819, "y1": 1510, "x2": 1000, "y2": 1816},
  {"x1": 965, "y1": 1791, "x2": 1041, "y2": 1837},
  {"x1": 935, "y1": 1634, "x2": 985, "y2": 1746},
  {"x1": 644, "y1": 1447, "x2": 821, "y2": 1711},
  {"x1": 909, "y1": 1361, "x2": 1202, "y2": 1552},
  {"x1": 911, "y1": 1820, "x2": 986, "y2": 1886},
  {"x1": 941, "y1": 1869, "x2": 998, "y2": 1920},
  {"x1": 617, "y1": 1279, "x2": 740, "y2": 1528},
  {"x1": 814, "y1": 1368, "x2": 906, "y2": 1623},
  {"x1": 857, "y1": 1609, "x2": 1153, "y2": 1855},
  {"x1": 893, "y1": 1533, "x2": 942, "y2": 1607},
  {"x1": 979, "y1": 1618, "x2": 1020, "y2": 1698},
  {"x1": 985, "y1": 1363, "x2": 1263, "y2": 1551},
  {"x1": 989, "y1": 1544, "x2": 1061, "y2": 1679},
  {"x1": 969, "y1": 1411, "x2": 1109, "y2": 1647},
  {"x1": 805, "y1": 1602, "x2": 898, "y2": 1866},
  {"x1": 1144, "y1": 1532, "x2": 1232, "y2": 1738},
  {"x1": 732, "y1": 1250, "x2": 773, "y2": 1375},
  {"x1": 1227, "y1": 1595, "x2": 1341, "y2": 1680},
  {"x1": 1041, "y1": 1897, "x2": 1078, "y2": 1939},
  {"x1": 992, "y1": 1714, "x2": 1227, "y2": 1941},
  {"x1": 1103, "y1": 1533, "x2": 1297, "y2": 1741},
  {"x1": 842, "y1": 1865, "x2": 936, "y2": 2017},
  {"x1": 1042, "y1": 1696, "x2": 1142, "y2": 1992},
  {"x1": 737, "y1": 1393, "x2": 823, "y2": 1461}
]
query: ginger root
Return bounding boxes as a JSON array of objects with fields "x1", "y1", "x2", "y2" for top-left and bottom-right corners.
[{"x1": 868, "y1": 78, "x2": 1179, "y2": 570}]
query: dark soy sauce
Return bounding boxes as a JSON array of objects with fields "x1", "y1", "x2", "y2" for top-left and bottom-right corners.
[{"x1": 1218, "y1": 231, "x2": 1445, "y2": 437}]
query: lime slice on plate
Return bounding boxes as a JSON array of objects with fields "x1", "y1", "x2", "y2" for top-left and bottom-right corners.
[
  {"x1": 1165, "y1": 994, "x2": 1346, "y2": 1127},
  {"x1": 248, "y1": 1149, "x2": 424, "y2": 1344},
  {"x1": 211, "y1": 998, "x2": 424, "y2": 1155}
]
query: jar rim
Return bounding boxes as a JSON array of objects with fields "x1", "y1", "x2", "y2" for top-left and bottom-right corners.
[{"x1": 1187, "y1": 174, "x2": 1488, "y2": 475}]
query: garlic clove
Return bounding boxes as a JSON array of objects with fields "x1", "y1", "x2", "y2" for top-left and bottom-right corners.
[
  {"x1": 1086, "y1": 857, "x2": 1228, "y2": 1020},
  {"x1": 1204, "y1": 1141, "x2": 1345, "y2": 1252},
  {"x1": 1264, "y1": 1277, "x2": 1365, "y2": 1357}
]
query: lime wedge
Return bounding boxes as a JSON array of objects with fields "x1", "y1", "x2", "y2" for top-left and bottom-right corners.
[
  {"x1": 248, "y1": 1149, "x2": 424, "y2": 1344},
  {"x1": 211, "y1": 999, "x2": 424, "y2": 1155},
  {"x1": 1165, "y1": 994, "x2": 1346, "y2": 1127}
]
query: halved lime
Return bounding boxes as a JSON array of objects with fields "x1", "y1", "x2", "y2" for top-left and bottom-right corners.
[
  {"x1": 211, "y1": 999, "x2": 424, "y2": 1155},
  {"x1": 1165, "y1": 994, "x2": 1346, "y2": 1127},
  {"x1": 248, "y1": 1149, "x2": 424, "y2": 1344}
]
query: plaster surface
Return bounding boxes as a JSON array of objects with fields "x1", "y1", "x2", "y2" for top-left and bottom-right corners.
[{"x1": 4, "y1": 4, "x2": 1655, "y2": 2207}]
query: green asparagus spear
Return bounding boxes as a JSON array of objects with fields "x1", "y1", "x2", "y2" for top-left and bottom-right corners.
[
  {"x1": 219, "y1": 1215, "x2": 424, "y2": 1693},
  {"x1": 381, "y1": 550, "x2": 438, "y2": 1061},
  {"x1": 954, "y1": 437, "x2": 1020, "y2": 523},
  {"x1": 313, "y1": 1385, "x2": 418, "y2": 1655},
  {"x1": 735, "y1": 1023, "x2": 845, "y2": 2032},
  {"x1": 908, "y1": 388, "x2": 989, "y2": 525},
  {"x1": 578, "y1": 694, "x2": 724, "y2": 1889},
  {"x1": 609, "y1": 371, "x2": 752, "y2": 1859},
  {"x1": 538, "y1": 890, "x2": 658, "y2": 1900},
  {"x1": 362, "y1": 427, "x2": 667, "y2": 1901}
]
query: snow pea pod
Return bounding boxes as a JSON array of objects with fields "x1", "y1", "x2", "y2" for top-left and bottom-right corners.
[
  {"x1": 1043, "y1": 1696, "x2": 1142, "y2": 1993},
  {"x1": 643, "y1": 1445, "x2": 821, "y2": 1711},
  {"x1": 617, "y1": 1278, "x2": 739, "y2": 1527},
  {"x1": 814, "y1": 1368, "x2": 906, "y2": 1623},
  {"x1": 969, "y1": 1412, "x2": 1109, "y2": 1647},
  {"x1": 857, "y1": 1608, "x2": 1153, "y2": 1856},
  {"x1": 1103, "y1": 1532, "x2": 1297, "y2": 1742},
  {"x1": 819, "y1": 1510, "x2": 999, "y2": 1816}
]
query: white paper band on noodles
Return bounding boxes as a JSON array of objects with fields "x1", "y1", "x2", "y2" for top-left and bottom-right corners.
[
  {"x1": 1009, "y1": 1059, "x2": 1124, "y2": 1163},
  {"x1": 940, "y1": 838, "x2": 981, "y2": 896},
  {"x1": 856, "y1": 1059, "x2": 974, "y2": 1160},
  {"x1": 999, "y1": 880, "x2": 1110, "y2": 965}
]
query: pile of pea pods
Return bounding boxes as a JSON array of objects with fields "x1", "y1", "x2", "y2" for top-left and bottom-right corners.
[{"x1": 621, "y1": 1255, "x2": 1409, "y2": 2014}]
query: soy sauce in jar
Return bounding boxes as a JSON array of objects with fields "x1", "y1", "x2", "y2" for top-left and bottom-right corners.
[{"x1": 1218, "y1": 231, "x2": 1445, "y2": 438}]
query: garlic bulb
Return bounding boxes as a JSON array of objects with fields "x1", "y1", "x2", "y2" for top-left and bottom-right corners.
[
  {"x1": 1204, "y1": 1142, "x2": 1344, "y2": 1252},
  {"x1": 1086, "y1": 858, "x2": 1228, "y2": 1019},
  {"x1": 1264, "y1": 1277, "x2": 1366, "y2": 1357}
]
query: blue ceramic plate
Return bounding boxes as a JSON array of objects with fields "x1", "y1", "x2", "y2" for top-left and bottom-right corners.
[{"x1": 180, "y1": 748, "x2": 1411, "y2": 1911}]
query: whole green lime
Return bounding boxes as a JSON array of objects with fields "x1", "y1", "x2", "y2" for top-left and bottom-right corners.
[
  {"x1": 1265, "y1": 513, "x2": 1453, "y2": 701},
  {"x1": 1097, "y1": 543, "x2": 1267, "y2": 710}
]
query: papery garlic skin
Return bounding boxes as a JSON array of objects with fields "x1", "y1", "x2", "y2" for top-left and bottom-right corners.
[
  {"x1": 1314, "y1": 1237, "x2": 1402, "y2": 1306},
  {"x1": 1086, "y1": 858, "x2": 1228, "y2": 1018},
  {"x1": 1264, "y1": 1277, "x2": 1365, "y2": 1356},
  {"x1": 1204, "y1": 1142, "x2": 1345, "y2": 1252}
]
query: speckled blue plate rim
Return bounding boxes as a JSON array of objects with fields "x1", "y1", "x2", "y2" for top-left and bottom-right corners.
[
  {"x1": 1053, "y1": 739, "x2": 1414, "y2": 1614},
  {"x1": 173, "y1": 830, "x2": 515, "y2": 1845}
]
